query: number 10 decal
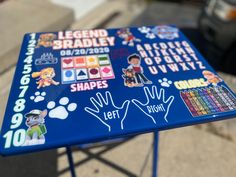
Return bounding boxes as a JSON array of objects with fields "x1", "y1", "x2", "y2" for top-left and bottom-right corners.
[{"x1": 3, "y1": 129, "x2": 26, "y2": 148}]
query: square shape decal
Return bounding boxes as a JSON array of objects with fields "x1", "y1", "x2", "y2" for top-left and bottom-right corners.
[
  {"x1": 88, "y1": 68, "x2": 101, "y2": 80},
  {"x1": 74, "y1": 57, "x2": 86, "y2": 68},
  {"x1": 62, "y1": 69, "x2": 76, "y2": 83},
  {"x1": 62, "y1": 57, "x2": 74, "y2": 69},
  {"x1": 100, "y1": 65, "x2": 115, "y2": 79},
  {"x1": 86, "y1": 55, "x2": 99, "y2": 67},
  {"x1": 76, "y1": 68, "x2": 88, "y2": 81},
  {"x1": 98, "y1": 54, "x2": 110, "y2": 66}
]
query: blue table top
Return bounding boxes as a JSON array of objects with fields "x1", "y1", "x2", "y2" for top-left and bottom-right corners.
[{"x1": 1, "y1": 26, "x2": 236, "y2": 156}]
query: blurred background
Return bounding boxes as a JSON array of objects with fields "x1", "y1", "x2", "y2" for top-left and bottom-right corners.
[{"x1": 1, "y1": 0, "x2": 236, "y2": 177}]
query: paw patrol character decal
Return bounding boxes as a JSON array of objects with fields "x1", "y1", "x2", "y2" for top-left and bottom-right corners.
[
  {"x1": 23, "y1": 109, "x2": 47, "y2": 146},
  {"x1": 32, "y1": 67, "x2": 59, "y2": 89},
  {"x1": 36, "y1": 33, "x2": 57, "y2": 48},
  {"x1": 203, "y1": 70, "x2": 222, "y2": 86},
  {"x1": 122, "y1": 69, "x2": 137, "y2": 87},
  {"x1": 152, "y1": 26, "x2": 179, "y2": 40},
  {"x1": 123, "y1": 54, "x2": 152, "y2": 87},
  {"x1": 117, "y1": 28, "x2": 141, "y2": 46}
]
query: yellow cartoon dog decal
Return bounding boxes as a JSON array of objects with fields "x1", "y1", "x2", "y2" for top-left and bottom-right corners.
[
  {"x1": 32, "y1": 67, "x2": 59, "y2": 89},
  {"x1": 36, "y1": 33, "x2": 56, "y2": 48}
]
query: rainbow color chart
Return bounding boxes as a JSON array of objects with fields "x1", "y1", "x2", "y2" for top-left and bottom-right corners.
[
  {"x1": 61, "y1": 54, "x2": 115, "y2": 84},
  {"x1": 180, "y1": 86, "x2": 236, "y2": 117}
]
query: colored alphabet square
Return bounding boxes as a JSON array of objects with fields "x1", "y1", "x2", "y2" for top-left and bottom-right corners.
[
  {"x1": 98, "y1": 54, "x2": 110, "y2": 66},
  {"x1": 86, "y1": 56, "x2": 99, "y2": 67},
  {"x1": 76, "y1": 68, "x2": 88, "y2": 81},
  {"x1": 74, "y1": 57, "x2": 86, "y2": 68},
  {"x1": 100, "y1": 65, "x2": 115, "y2": 79},
  {"x1": 88, "y1": 67, "x2": 101, "y2": 80},
  {"x1": 62, "y1": 69, "x2": 76, "y2": 83},
  {"x1": 62, "y1": 57, "x2": 74, "y2": 69}
]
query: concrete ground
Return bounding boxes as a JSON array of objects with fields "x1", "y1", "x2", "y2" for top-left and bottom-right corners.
[{"x1": 50, "y1": 0, "x2": 106, "y2": 20}]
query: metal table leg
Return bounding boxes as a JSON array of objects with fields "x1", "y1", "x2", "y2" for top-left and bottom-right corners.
[
  {"x1": 66, "y1": 146, "x2": 76, "y2": 177},
  {"x1": 66, "y1": 133, "x2": 158, "y2": 177},
  {"x1": 152, "y1": 131, "x2": 159, "y2": 177}
]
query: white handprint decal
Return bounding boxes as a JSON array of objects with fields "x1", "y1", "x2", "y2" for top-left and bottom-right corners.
[
  {"x1": 132, "y1": 86, "x2": 174, "y2": 123},
  {"x1": 84, "y1": 91, "x2": 130, "y2": 132}
]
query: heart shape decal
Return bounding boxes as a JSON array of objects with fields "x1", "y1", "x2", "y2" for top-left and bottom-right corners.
[{"x1": 63, "y1": 59, "x2": 72, "y2": 65}]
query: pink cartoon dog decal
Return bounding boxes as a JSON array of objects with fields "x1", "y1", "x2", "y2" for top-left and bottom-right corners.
[
  {"x1": 32, "y1": 67, "x2": 59, "y2": 89},
  {"x1": 117, "y1": 28, "x2": 141, "y2": 46}
]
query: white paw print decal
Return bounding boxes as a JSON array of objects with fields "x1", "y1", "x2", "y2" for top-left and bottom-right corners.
[
  {"x1": 146, "y1": 33, "x2": 156, "y2": 39},
  {"x1": 138, "y1": 26, "x2": 156, "y2": 39},
  {"x1": 30, "y1": 91, "x2": 46, "y2": 102},
  {"x1": 158, "y1": 78, "x2": 172, "y2": 87},
  {"x1": 47, "y1": 97, "x2": 77, "y2": 120},
  {"x1": 138, "y1": 26, "x2": 151, "y2": 33}
]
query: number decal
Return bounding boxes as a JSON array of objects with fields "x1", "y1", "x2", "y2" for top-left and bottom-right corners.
[
  {"x1": 19, "y1": 85, "x2": 28, "y2": 98},
  {"x1": 13, "y1": 99, "x2": 26, "y2": 112},
  {"x1": 13, "y1": 129, "x2": 26, "y2": 146},
  {"x1": 3, "y1": 131, "x2": 13, "y2": 148},
  {"x1": 22, "y1": 64, "x2": 32, "y2": 74},
  {"x1": 3, "y1": 33, "x2": 36, "y2": 149},
  {"x1": 10, "y1": 113, "x2": 23, "y2": 129},
  {"x1": 3, "y1": 129, "x2": 26, "y2": 148},
  {"x1": 20, "y1": 74, "x2": 30, "y2": 85},
  {"x1": 24, "y1": 56, "x2": 33, "y2": 64}
]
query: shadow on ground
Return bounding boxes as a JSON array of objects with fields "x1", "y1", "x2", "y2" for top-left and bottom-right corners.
[{"x1": 0, "y1": 149, "x2": 58, "y2": 177}]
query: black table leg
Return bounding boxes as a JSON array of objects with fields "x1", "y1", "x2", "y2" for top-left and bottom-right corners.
[
  {"x1": 152, "y1": 131, "x2": 159, "y2": 177},
  {"x1": 66, "y1": 146, "x2": 76, "y2": 177}
]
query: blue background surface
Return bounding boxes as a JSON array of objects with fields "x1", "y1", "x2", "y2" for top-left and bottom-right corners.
[{"x1": 1, "y1": 26, "x2": 236, "y2": 156}]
